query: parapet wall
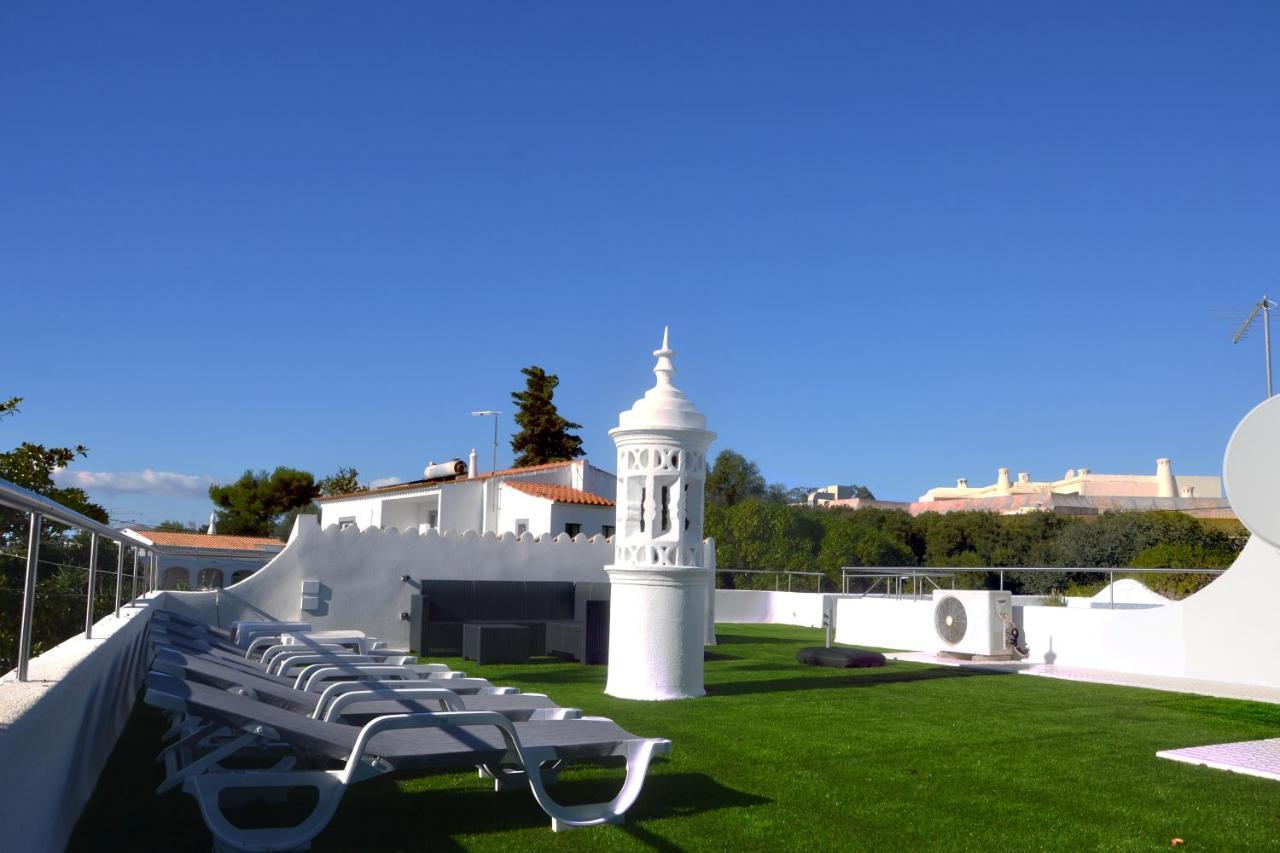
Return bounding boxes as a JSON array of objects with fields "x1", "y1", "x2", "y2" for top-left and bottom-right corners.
[
  {"x1": 162, "y1": 520, "x2": 616, "y2": 645},
  {"x1": 0, "y1": 598, "x2": 155, "y2": 852}
]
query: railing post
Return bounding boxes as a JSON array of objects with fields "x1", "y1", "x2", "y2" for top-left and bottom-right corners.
[
  {"x1": 16, "y1": 511, "x2": 43, "y2": 682},
  {"x1": 83, "y1": 532, "x2": 99, "y2": 639},
  {"x1": 131, "y1": 550, "x2": 139, "y2": 603},
  {"x1": 1110, "y1": 570, "x2": 1115, "y2": 608},
  {"x1": 114, "y1": 543, "x2": 124, "y2": 618}
]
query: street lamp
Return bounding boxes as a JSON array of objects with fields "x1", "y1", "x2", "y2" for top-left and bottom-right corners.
[{"x1": 470, "y1": 411, "x2": 501, "y2": 474}]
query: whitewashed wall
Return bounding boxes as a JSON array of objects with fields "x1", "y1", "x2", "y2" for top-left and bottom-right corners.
[
  {"x1": 163, "y1": 519, "x2": 616, "y2": 646},
  {"x1": 714, "y1": 540, "x2": 1280, "y2": 691},
  {"x1": 496, "y1": 486, "x2": 553, "y2": 536},
  {"x1": 715, "y1": 589, "x2": 827, "y2": 628},
  {"x1": 548, "y1": 502, "x2": 615, "y2": 538},
  {"x1": 0, "y1": 599, "x2": 155, "y2": 852}
]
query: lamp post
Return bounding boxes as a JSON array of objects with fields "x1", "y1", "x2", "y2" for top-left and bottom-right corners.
[{"x1": 470, "y1": 410, "x2": 501, "y2": 474}]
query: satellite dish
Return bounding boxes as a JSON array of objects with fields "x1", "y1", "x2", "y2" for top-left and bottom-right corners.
[{"x1": 1223, "y1": 395, "x2": 1280, "y2": 547}]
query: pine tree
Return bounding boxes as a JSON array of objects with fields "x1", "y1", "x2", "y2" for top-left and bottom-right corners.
[{"x1": 509, "y1": 366, "x2": 585, "y2": 467}]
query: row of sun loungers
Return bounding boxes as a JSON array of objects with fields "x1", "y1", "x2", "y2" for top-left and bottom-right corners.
[{"x1": 144, "y1": 610, "x2": 671, "y2": 851}]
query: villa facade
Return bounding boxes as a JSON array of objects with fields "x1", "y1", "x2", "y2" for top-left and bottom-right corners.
[
  {"x1": 315, "y1": 458, "x2": 617, "y2": 539},
  {"x1": 122, "y1": 528, "x2": 284, "y2": 590}
]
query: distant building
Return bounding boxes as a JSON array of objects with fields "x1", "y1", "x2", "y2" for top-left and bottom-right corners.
[
  {"x1": 316, "y1": 456, "x2": 617, "y2": 539},
  {"x1": 804, "y1": 484, "x2": 871, "y2": 508},
  {"x1": 123, "y1": 528, "x2": 284, "y2": 590},
  {"x1": 919, "y1": 458, "x2": 1220, "y2": 502},
  {"x1": 812, "y1": 458, "x2": 1233, "y2": 519}
]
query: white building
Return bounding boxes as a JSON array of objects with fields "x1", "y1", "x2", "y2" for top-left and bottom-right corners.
[
  {"x1": 315, "y1": 458, "x2": 617, "y2": 539},
  {"x1": 919, "y1": 458, "x2": 1221, "y2": 502},
  {"x1": 122, "y1": 528, "x2": 284, "y2": 590}
]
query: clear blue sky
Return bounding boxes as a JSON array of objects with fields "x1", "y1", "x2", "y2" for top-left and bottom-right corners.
[{"x1": 2, "y1": 2, "x2": 1278, "y2": 525}]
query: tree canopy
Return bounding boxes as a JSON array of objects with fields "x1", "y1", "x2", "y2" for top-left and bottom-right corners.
[
  {"x1": 706, "y1": 450, "x2": 767, "y2": 507},
  {"x1": 208, "y1": 468, "x2": 317, "y2": 537},
  {"x1": 509, "y1": 366, "x2": 585, "y2": 467},
  {"x1": 317, "y1": 466, "x2": 361, "y2": 496}
]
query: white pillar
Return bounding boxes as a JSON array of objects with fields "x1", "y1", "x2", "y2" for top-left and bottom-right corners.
[{"x1": 605, "y1": 328, "x2": 716, "y2": 701}]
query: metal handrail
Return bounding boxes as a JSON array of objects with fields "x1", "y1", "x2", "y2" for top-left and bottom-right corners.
[
  {"x1": 842, "y1": 565, "x2": 1228, "y2": 603},
  {"x1": 0, "y1": 476, "x2": 155, "y2": 681},
  {"x1": 715, "y1": 569, "x2": 826, "y2": 592}
]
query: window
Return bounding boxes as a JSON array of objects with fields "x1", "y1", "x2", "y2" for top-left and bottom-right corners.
[
  {"x1": 338, "y1": 516, "x2": 356, "y2": 531},
  {"x1": 639, "y1": 487, "x2": 646, "y2": 533},
  {"x1": 660, "y1": 486, "x2": 670, "y2": 532},
  {"x1": 564, "y1": 523, "x2": 582, "y2": 537},
  {"x1": 230, "y1": 569, "x2": 255, "y2": 585},
  {"x1": 516, "y1": 519, "x2": 529, "y2": 537},
  {"x1": 427, "y1": 510, "x2": 438, "y2": 530},
  {"x1": 602, "y1": 525, "x2": 615, "y2": 539},
  {"x1": 197, "y1": 568, "x2": 224, "y2": 590}
]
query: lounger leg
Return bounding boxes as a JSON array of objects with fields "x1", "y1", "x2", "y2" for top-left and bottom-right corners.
[
  {"x1": 519, "y1": 739, "x2": 668, "y2": 832},
  {"x1": 157, "y1": 733, "x2": 259, "y2": 794},
  {"x1": 189, "y1": 769, "x2": 348, "y2": 853}
]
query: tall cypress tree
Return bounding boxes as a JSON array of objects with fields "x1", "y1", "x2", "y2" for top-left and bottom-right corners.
[{"x1": 509, "y1": 366, "x2": 585, "y2": 467}]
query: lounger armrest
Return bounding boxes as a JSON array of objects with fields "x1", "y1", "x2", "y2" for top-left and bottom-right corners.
[
  {"x1": 297, "y1": 664, "x2": 419, "y2": 692},
  {"x1": 322, "y1": 687, "x2": 465, "y2": 722},
  {"x1": 262, "y1": 643, "x2": 350, "y2": 668},
  {"x1": 312, "y1": 680, "x2": 464, "y2": 718},
  {"x1": 272, "y1": 653, "x2": 374, "y2": 676}
]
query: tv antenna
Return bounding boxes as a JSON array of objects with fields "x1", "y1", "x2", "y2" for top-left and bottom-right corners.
[{"x1": 1232, "y1": 295, "x2": 1276, "y2": 400}]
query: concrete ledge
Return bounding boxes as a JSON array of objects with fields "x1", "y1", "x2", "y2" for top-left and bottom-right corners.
[{"x1": 0, "y1": 596, "x2": 156, "y2": 852}]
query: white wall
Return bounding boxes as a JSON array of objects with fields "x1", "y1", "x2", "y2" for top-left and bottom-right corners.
[
  {"x1": 163, "y1": 518, "x2": 617, "y2": 646},
  {"x1": 318, "y1": 492, "x2": 384, "y2": 530},
  {"x1": 0, "y1": 598, "x2": 155, "y2": 852},
  {"x1": 496, "y1": 486, "x2": 553, "y2": 536},
  {"x1": 549, "y1": 502, "x2": 615, "y2": 538},
  {"x1": 715, "y1": 590, "x2": 828, "y2": 628},
  {"x1": 713, "y1": 545, "x2": 1280, "y2": 691}
]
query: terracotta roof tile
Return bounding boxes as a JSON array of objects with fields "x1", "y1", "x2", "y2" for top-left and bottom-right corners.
[
  {"x1": 503, "y1": 481, "x2": 615, "y2": 506},
  {"x1": 131, "y1": 530, "x2": 285, "y2": 551},
  {"x1": 315, "y1": 460, "x2": 581, "y2": 503}
]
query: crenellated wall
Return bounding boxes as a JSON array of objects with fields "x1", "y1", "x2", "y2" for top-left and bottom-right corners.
[{"x1": 162, "y1": 518, "x2": 620, "y2": 645}]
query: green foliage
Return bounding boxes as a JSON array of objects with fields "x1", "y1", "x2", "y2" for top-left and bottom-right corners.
[
  {"x1": 317, "y1": 467, "x2": 361, "y2": 497},
  {"x1": 0, "y1": 395, "x2": 112, "y2": 671},
  {"x1": 509, "y1": 366, "x2": 585, "y2": 467},
  {"x1": 208, "y1": 468, "x2": 317, "y2": 537},
  {"x1": 706, "y1": 500, "x2": 822, "y2": 581},
  {"x1": 706, "y1": 499, "x2": 1246, "y2": 596},
  {"x1": 156, "y1": 519, "x2": 203, "y2": 532},
  {"x1": 705, "y1": 450, "x2": 766, "y2": 507}
]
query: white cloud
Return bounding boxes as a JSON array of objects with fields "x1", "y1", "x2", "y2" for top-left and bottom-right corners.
[
  {"x1": 53, "y1": 468, "x2": 215, "y2": 498},
  {"x1": 368, "y1": 476, "x2": 402, "y2": 489}
]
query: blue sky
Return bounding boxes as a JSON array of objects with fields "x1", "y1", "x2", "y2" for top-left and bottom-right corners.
[{"x1": 2, "y1": 2, "x2": 1278, "y2": 525}]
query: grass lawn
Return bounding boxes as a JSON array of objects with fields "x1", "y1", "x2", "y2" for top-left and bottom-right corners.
[{"x1": 71, "y1": 624, "x2": 1280, "y2": 851}]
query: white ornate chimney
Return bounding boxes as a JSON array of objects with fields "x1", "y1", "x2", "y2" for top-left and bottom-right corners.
[
  {"x1": 468, "y1": 448, "x2": 478, "y2": 479},
  {"x1": 1156, "y1": 457, "x2": 1178, "y2": 498},
  {"x1": 605, "y1": 328, "x2": 716, "y2": 701},
  {"x1": 207, "y1": 513, "x2": 217, "y2": 535}
]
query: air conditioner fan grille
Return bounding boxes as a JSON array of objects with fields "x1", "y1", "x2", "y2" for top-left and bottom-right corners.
[{"x1": 934, "y1": 595, "x2": 967, "y2": 645}]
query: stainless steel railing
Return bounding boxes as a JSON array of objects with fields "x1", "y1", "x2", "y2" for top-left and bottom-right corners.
[
  {"x1": 0, "y1": 476, "x2": 156, "y2": 681},
  {"x1": 841, "y1": 565, "x2": 1228, "y2": 604},
  {"x1": 715, "y1": 569, "x2": 828, "y2": 592}
]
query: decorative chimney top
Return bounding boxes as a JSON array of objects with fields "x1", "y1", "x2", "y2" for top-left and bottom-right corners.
[
  {"x1": 615, "y1": 327, "x2": 709, "y2": 432},
  {"x1": 207, "y1": 513, "x2": 217, "y2": 535}
]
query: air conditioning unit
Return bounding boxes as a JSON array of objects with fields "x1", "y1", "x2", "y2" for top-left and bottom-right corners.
[{"x1": 931, "y1": 589, "x2": 1014, "y2": 657}]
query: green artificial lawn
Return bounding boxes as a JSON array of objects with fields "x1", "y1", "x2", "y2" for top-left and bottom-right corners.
[{"x1": 71, "y1": 625, "x2": 1280, "y2": 851}]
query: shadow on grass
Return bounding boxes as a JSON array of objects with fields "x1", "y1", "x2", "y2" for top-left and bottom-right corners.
[
  {"x1": 702, "y1": 651, "x2": 739, "y2": 662},
  {"x1": 328, "y1": 771, "x2": 769, "y2": 847},
  {"x1": 714, "y1": 632, "x2": 809, "y2": 646},
  {"x1": 708, "y1": 665, "x2": 1007, "y2": 697}
]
